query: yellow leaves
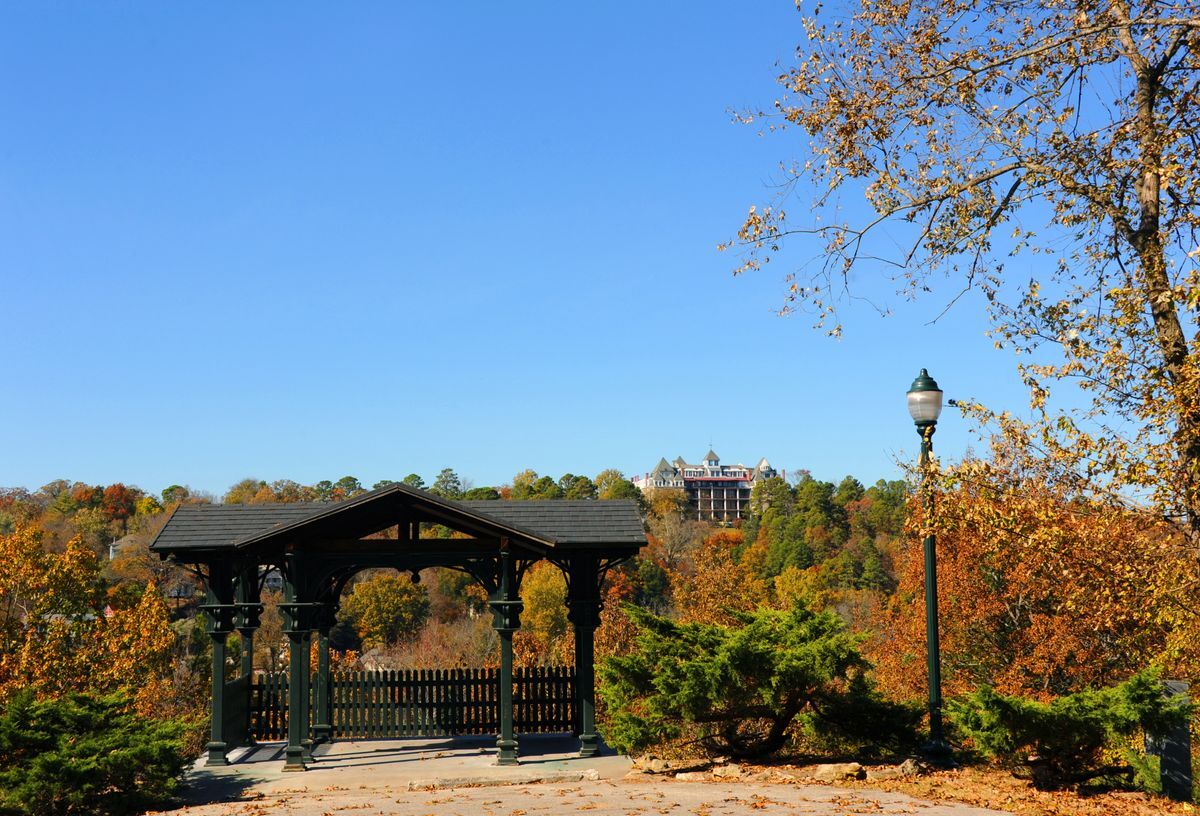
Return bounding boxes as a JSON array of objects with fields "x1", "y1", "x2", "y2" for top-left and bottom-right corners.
[
  {"x1": 0, "y1": 526, "x2": 180, "y2": 707},
  {"x1": 517, "y1": 562, "x2": 569, "y2": 665}
]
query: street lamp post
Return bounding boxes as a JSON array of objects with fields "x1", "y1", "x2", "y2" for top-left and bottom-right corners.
[{"x1": 907, "y1": 368, "x2": 951, "y2": 759}]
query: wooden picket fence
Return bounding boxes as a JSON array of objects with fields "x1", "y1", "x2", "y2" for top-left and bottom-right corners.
[{"x1": 250, "y1": 666, "x2": 575, "y2": 741}]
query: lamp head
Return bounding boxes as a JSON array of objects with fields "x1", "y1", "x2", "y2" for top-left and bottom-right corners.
[{"x1": 907, "y1": 368, "x2": 943, "y2": 427}]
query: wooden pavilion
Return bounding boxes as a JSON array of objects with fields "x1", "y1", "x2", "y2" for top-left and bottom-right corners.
[{"x1": 150, "y1": 483, "x2": 645, "y2": 771}]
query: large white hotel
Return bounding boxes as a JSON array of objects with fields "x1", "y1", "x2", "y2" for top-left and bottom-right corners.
[{"x1": 631, "y1": 449, "x2": 781, "y2": 522}]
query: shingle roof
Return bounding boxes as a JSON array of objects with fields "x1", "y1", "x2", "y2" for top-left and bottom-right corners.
[
  {"x1": 704, "y1": 449, "x2": 720, "y2": 462},
  {"x1": 151, "y1": 488, "x2": 645, "y2": 554},
  {"x1": 458, "y1": 500, "x2": 645, "y2": 545},
  {"x1": 151, "y1": 504, "x2": 326, "y2": 550}
]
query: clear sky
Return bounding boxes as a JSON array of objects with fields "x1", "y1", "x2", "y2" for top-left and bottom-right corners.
[{"x1": 0, "y1": 2, "x2": 1032, "y2": 497}]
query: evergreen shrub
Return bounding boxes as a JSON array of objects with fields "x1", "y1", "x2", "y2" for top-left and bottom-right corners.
[
  {"x1": 0, "y1": 691, "x2": 188, "y2": 816},
  {"x1": 947, "y1": 671, "x2": 1191, "y2": 790},
  {"x1": 597, "y1": 604, "x2": 919, "y2": 758}
]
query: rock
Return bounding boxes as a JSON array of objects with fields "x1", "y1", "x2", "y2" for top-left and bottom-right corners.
[
  {"x1": 898, "y1": 758, "x2": 923, "y2": 776},
  {"x1": 636, "y1": 757, "x2": 713, "y2": 774},
  {"x1": 810, "y1": 762, "x2": 865, "y2": 782},
  {"x1": 674, "y1": 771, "x2": 710, "y2": 781},
  {"x1": 865, "y1": 766, "x2": 903, "y2": 781},
  {"x1": 632, "y1": 756, "x2": 667, "y2": 773},
  {"x1": 711, "y1": 763, "x2": 743, "y2": 780}
]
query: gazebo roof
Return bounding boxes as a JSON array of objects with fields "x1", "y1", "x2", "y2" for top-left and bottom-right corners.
[{"x1": 150, "y1": 482, "x2": 645, "y2": 556}]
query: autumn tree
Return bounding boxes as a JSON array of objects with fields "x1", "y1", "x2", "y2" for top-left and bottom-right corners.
[
  {"x1": 674, "y1": 530, "x2": 771, "y2": 626},
  {"x1": 160, "y1": 485, "x2": 191, "y2": 506},
  {"x1": 340, "y1": 572, "x2": 431, "y2": 650},
  {"x1": 99, "y1": 484, "x2": 139, "y2": 526},
  {"x1": 426, "y1": 568, "x2": 488, "y2": 622},
  {"x1": 331, "y1": 476, "x2": 364, "y2": 500},
  {"x1": 223, "y1": 479, "x2": 265, "y2": 505},
  {"x1": 106, "y1": 537, "x2": 190, "y2": 603},
  {"x1": 594, "y1": 569, "x2": 639, "y2": 662},
  {"x1": 594, "y1": 469, "x2": 643, "y2": 502},
  {"x1": 0, "y1": 527, "x2": 104, "y2": 701},
  {"x1": 95, "y1": 586, "x2": 179, "y2": 716},
  {"x1": 509, "y1": 470, "x2": 565, "y2": 501},
  {"x1": 0, "y1": 526, "x2": 187, "y2": 717},
  {"x1": 644, "y1": 511, "x2": 707, "y2": 578},
  {"x1": 643, "y1": 487, "x2": 688, "y2": 520},
  {"x1": 0, "y1": 490, "x2": 39, "y2": 534},
  {"x1": 515, "y1": 562, "x2": 572, "y2": 665},
  {"x1": 255, "y1": 590, "x2": 287, "y2": 671},
  {"x1": 728, "y1": 0, "x2": 1200, "y2": 538},
  {"x1": 871, "y1": 424, "x2": 1200, "y2": 700}
]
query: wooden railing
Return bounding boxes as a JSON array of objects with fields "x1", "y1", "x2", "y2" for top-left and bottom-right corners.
[{"x1": 250, "y1": 666, "x2": 575, "y2": 741}]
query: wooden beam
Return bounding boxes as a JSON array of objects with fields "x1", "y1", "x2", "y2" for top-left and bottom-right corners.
[{"x1": 320, "y1": 537, "x2": 497, "y2": 549}]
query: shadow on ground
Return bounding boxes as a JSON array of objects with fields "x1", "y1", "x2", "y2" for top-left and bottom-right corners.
[{"x1": 172, "y1": 733, "x2": 627, "y2": 809}]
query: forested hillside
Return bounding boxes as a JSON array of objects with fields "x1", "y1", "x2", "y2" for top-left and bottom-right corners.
[{"x1": 0, "y1": 465, "x2": 903, "y2": 675}]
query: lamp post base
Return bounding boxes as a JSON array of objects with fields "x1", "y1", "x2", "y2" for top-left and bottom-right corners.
[{"x1": 921, "y1": 737, "x2": 955, "y2": 767}]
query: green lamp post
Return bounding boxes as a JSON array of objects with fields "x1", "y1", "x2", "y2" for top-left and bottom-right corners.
[{"x1": 907, "y1": 368, "x2": 951, "y2": 759}]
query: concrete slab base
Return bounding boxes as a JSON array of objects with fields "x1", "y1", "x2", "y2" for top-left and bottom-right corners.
[{"x1": 179, "y1": 734, "x2": 630, "y2": 804}]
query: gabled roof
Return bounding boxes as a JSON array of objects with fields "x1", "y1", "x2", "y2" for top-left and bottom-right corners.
[
  {"x1": 703, "y1": 449, "x2": 720, "y2": 462},
  {"x1": 150, "y1": 482, "x2": 645, "y2": 555},
  {"x1": 653, "y1": 457, "x2": 674, "y2": 475}
]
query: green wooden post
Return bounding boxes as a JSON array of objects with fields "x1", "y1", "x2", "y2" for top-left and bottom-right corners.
[
  {"x1": 568, "y1": 555, "x2": 602, "y2": 758},
  {"x1": 312, "y1": 621, "x2": 333, "y2": 745},
  {"x1": 282, "y1": 557, "x2": 309, "y2": 772},
  {"x1": 239, "y1": 628, "x2": 254, "y2": 678},
  {"x1": 490, "y1": 548, "x2": 523, "y2": 765},
  {"x1": 235, "y1": 626, "x2": 254, "y2": 747},
  {"x1": 235, "y1": 563, "x2": 262, "y2": 747},
  {"x1": 283, "y1": 628, "x2": 307, "y2": 771},
  {"x1": 204, "y1": 561, "x2": 236, "y2": 766},
  {"x1": 207, "y1": 629, "x2": 230, "y2": 765},
  {"x1": 300, "y1": 630, "x2": 313, "y2": 762}
]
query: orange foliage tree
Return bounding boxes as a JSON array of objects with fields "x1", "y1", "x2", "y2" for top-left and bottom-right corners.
[
  {"x1": 673, "y1": 530, "x2": 770, "y2": 626},
  {"x1": 870, "y1": 428, "x2": 1200, "y2": 701}
]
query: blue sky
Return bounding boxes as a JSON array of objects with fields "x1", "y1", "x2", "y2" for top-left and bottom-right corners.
[{"x1": 0, "y1": 2, "x2": 1030, "y2": 496}]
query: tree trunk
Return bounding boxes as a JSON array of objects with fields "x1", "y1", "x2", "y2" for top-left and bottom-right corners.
[{"x1": 1130, "y1": 64, "x2": 1200, "y2": 542}]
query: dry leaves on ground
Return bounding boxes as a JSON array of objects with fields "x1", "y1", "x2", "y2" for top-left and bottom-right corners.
[{"x1": 834, "y1": 766, "x2": 1194, "y2": 816}]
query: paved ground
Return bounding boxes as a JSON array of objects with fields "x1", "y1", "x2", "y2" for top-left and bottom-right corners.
[{"x1": 151, "y1": 737, "x2": 1011, "y2": 816}]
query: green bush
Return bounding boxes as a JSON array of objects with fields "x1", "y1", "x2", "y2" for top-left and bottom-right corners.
[
  {"x1": 597, "y1": 604, "x2": 919, "y2": 758},
  {"x1": 0, "y1": 691, "x2": 189, "y2": 816},
  {"x1": 947, "y1": 671, "x2": 1191, "y2": 790}
]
